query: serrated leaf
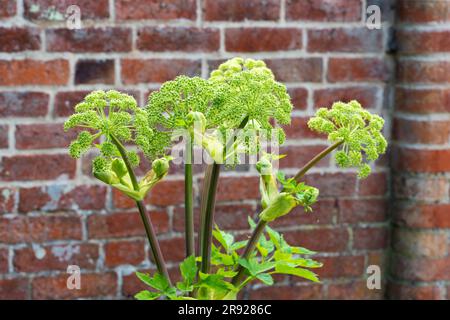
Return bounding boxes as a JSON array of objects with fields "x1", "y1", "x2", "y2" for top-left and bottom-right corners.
[
  {"x1": 176, "y1": 281, "x2": 193, "y2": 292},
  {"x1": 291, "y1": 246, "x2": 316, "y2": 255},
  {"x1": 136, "y1": 272, "x2": 170, "y2": 292},
  {"x1": 248, "y1": 216, "x2": 256, "y2": 229},
  {"x1": 213, "y1": 226, "x2": 234, "y2": 251},
  {"x1": 180, "y1": 255, "x2": 197, "y2": 284},
  {"x1": 275, "y1": 263, "x2": 320, "y2": 283},
  {"x1": 134, "y1": 290, "x2": 160, "y2": 300},
  {"x1": 231, "y1": 240, "x2": 247, "y2": 251},
  {"x1": 256, "y1": 273, "x2": 274, "y2": 286}
]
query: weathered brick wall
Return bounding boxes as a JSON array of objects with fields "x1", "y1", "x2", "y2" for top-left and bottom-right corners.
[
  {"x1": 388, "y1": 0, "x2": 450, "y2": 300},
  {"x1": 0, "y1": 0, "x2": 445, "y2": 300}
]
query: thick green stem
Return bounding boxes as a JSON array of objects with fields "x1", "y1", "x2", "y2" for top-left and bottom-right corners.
[
  {"x1": 185, "y1": 140, "x2": 195, "y2": 258},
  {"x1": 198, "y1": 117, "x2": 249, "y2": 275},
  {"x1": 293, "y1": 140, "x2": 343, "y2": 182},
  {"x1": 198, "y1": 163, "x2": 221, "y2": 274},
  {"x1": 231, "y1": 219, "x2": 267, "y2": 287},
  {"x1": 110, "y1": 134, "x2": 171, "y2": 285}
]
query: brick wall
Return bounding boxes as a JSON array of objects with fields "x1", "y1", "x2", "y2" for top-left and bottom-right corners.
[
  {"x1": 388, "y1": 0, "x2": 450, "y2": 300},
  {"x1": 0, "y1": 0, "x2": 446, "y2": 300}
]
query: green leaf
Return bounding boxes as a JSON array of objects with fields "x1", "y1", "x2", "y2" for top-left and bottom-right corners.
[
  {"x1": 213, "y1": 226, "x2": 234, "y2": 251},
  {"x1": 216, "y1": 268, "x2": 238, "y2": 278},
  {"x1": 134, "y1": 290, "x2": 160, "y2": 300},
  {"x1": 291, "y1": 246, "x2": 317, "y2": 255},
  {"x1": 176, "y1": 281, "x2": 193, "y2": 292},
  {"x1": 231, "y1": 240, "x2": 247, "y2": 251},
  {"x1": 180, "y1": 255, "x2": 197, "y2": 284},
  {"x1": 274, "y1": 264, "x2": 320, "y2": 283},
  {"x1": 256, "y1": 273, "x2": 274, "y2": 286},
  {"x1": 135, "y1": 272, "x2": 170, "y2": 292},
  {"x1": 248, "y1": 216, "x2": 256, "y2": 229}
]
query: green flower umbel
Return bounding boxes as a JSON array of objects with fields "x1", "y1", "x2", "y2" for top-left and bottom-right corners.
[
  {"x1": 210, "y1": 57, "x2": 293, "y2": 145},
  {"x1": 64, "y1": 90, "x2": 171, "y2": 201},
  {"x1": 307, "y1": 100, "x2": 387, "y2": 179}
]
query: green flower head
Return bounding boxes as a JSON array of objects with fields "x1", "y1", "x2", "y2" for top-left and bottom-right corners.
[
  {"x1": 143, "y1": 76, "x2": 217, "y2": 160},
  {"x1": 64, "y1": 90, "x2": 139, "y2": 160},
  {"x1": 308, "y1": 100, "x2": 387, "y2": 179},
  {"x1": 209, "y1": 57, "x2": 293, "y2": 145}
]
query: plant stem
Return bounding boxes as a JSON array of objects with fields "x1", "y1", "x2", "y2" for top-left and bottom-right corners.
[
  {"x1": 110, "y1": 134, "x2": 171, "y2": 285},
  {"x1": 136, "y1": 200, "x2": 171, "y2": 284},
  {"x1": 232, "y1": 140, "x2": 344, "y2": 287},
  {"x1": 231, "y1": 219, "x2": 267, "y2": 287},
  {"x1": 199, "y1": 162, "x2": 221, "y2": 274},
  {"x1": 185, "y1": 139, "x2": 195, "y2": 258},
  {"x1": 198, "y1": 117, "x2": 249, "y2": 275},
  {"x1": 292, "y1": 140, "x2": 343, "y2": 182}
]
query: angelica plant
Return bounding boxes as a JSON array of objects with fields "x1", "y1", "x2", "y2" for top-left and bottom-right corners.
[{"x1": 63, "y1": 57, "x2": 387, "y2": 301}]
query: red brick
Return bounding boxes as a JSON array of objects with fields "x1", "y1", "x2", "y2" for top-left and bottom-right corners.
[
  {"x1": 284, "y1": 116, "x2": 324, "y2": 140},
  {"x1": 328, "y1": 58, "x2": 389, "y2": 82},
  {"x1": 158, "y1": 237, "x2": 185, "y2": 263},
  {"x1": 225, "y1": 28, "x2": 302, "y2": 52},
  {"x1": 104, "y1": 240, "x2": 145, "y2": 267},
  {"x1": 0, "y1": 215, "x2": 82, "y2": 243},
  {"x1": 121, "y1": 59, "x2": 201, "y2": 84},
  {"x1": 316, "y1": 255, "x2": 365, "y2": 279},
  {"x1": 0, "y1": 27, "x2": 40, "y2": 51},
  {"x1": 0, "y1": 0, "x2": 16, "y2": 18},
  {"x1": 388, "y1": 283, "x2": 444, "y2": 300},
  {"x1": 215, "y1": 176, "x2": 260, "y2": 202},
  {"x1": 75, "y1": 59, "x2": 115, "y2": 85},
  {"x1": 393, "y1": 147, "x2": 450, "y2": 173},
  {"x1": 19, "y1": 185, "x2": 107, "y2": 213},
  {"x1": 266, "y1": 58, "x2": 323, "y2": 82},
  {"x1": 15, "y1": 123, "x2": 75, "y2": 149},
  {"x1": 0, "y1": 248, "x2": 8, "y2": 273},
  {"x1": 24, "y1": 0, "x2": 109, "y2": 20},
  {"x1": 397, "y1": 30, "x2": 450, "y2": 54},
  {"x1": 393, "y1": 175, "x2": 448, "y2": 201},
  {"x1": 54, "y1": 91, "x2": 90, "y2": 117},
  {"x1": 0, "y1": 59, "x2": 69, "y2": 85},
  {"x1": 249, "y1": 284, "x2": 323, "y2": 300},
  {"x1": 137, "y1": 27, "x2": 219, "y2": 52},
  {"x1": 14, "y1": 243, "x2": 99, "y2": 272},
  {"x1": 32, "y1": 272, "x2": 117, "y2": 299},
  {"x1": 395, "y1": 88, "x2": 450, "y2": 114},
  {"x1": 0, "y1": 154, "x2": 76, "y2": 181},
  {"x1": 210, "y1": 204, "x2": 253, "y2": 230},
  {"x1": 0, "y1": 278, "x2": 28, "y2": 299},
  {"x1": 0, "y1": 91, "x2": 49, "y2": 117},
  {"x1": 287, "y1": 0, "x2": 361, "y2": 22},
  {"x1": 305, "y1": 173, "x2": 357, "y2": 197},
  {"x1": 116, "y1": 0, "x2": 196, "y2": 20},
  {"x1": 397, "y1": 0, "x2": 450, "y2": 23},
  {"x1": 314, "y1": 86, "x2": 379, "y2": 110},
  {"x1": 353, "y1": 226, "x2": 388, "y2": 250},
  {"x1": 328, "y1": 280, "x2": 383, "y2": 300},
  {"x1": 339, "y1": 199, "x2": 387, "y2": 223},
  {"x1": 283, "y1": 227, "x2": 349, "y2": 252},
  {"x1": 0, "y1": 187, "x2": 16, "y2": 213},
  {"x1": 0, "y1": 125, "x2": 8, "y2": 148},
  {"x1": 46, "y1": 28, "x2": 132, "y2": 52},
  {"x1": 308, "y1": 28, "x2": 382, "y2": 53},
  {"x1": 393, "y1": 203, "x2": 450, "y2": 229},
  {"x1": 393, "y1": 118, "x2": 450, "y2": 144},
  {"x1": 88, "y1": 210, "x2": 169, "y2": 239},
  {"x1": 279, "y1": 145, "x2": 330, "y2": 169},
  {"x1": 358, "y1": 172, "x2": 388, "y2": 196},
  {"x1": 204, "y1": 0, "x2": 280, "y2": 21},
  {"x1": 272, "y1": 198, "x2": 337, "y2": 228},
  {"x1": 391, "y1": 256, "x2": 450, "y2": 281},
  {"x1": 288, "y1": 87, "x2": 308, "y2": 110},
  {"x1": 392, "y1": 228, "x2": 448, "y2": 258},
  {"x1": 397, "y1": 60, "x2": 450, "y2": 83}
]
